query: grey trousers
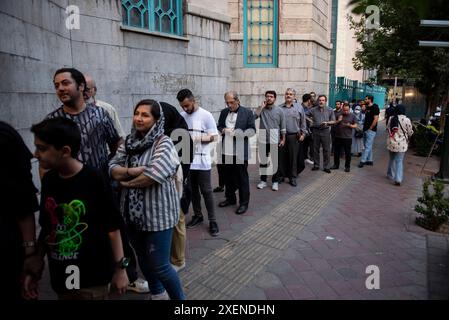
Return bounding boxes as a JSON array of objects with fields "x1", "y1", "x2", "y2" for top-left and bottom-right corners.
[{"x1": 313, "y1": 131, "x2": 331, "y2": 170}]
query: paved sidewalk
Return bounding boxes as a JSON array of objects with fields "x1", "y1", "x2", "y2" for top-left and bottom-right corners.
[
  {"x1": 38, "y1": 123, "x2": 445, "y2": 300},
  {"x1": 181, "y1": 123, "x2": 443, "y2": 300}
]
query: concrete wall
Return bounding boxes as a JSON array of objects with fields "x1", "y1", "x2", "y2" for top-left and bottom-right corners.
[
  {"x1": 228, "y1": 0, "x2": 331, "y2": 109},
  {"x1": 0, "y1": 0, "x2": 231, "y2": 151}
]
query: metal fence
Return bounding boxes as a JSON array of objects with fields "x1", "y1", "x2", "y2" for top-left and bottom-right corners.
[{"x1": 329, "y1": 76, "x2": 387, "y2": 109}]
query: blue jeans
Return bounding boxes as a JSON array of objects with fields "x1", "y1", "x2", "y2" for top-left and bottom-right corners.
[
  {"x1": 127, "y1": 226, "x2": 185, "y2": 300},
  {"x1": 387, "y1": 151, "x2": 405, "y2": 183},
  {"x1": 361, "y1": 130, "x2": 376, "y2": 163}
]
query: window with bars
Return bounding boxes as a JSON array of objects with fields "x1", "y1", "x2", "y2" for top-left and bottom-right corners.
[
  {"x1": 243, "y1": 0, "x2": 278, "y2": 67},
  {"x1": 121, "y1": 0, "x2": 183, "y2": 36}
]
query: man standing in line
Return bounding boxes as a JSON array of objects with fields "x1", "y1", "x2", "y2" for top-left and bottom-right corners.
[
  {"x1": 177, "y1": 89, "x2": 220, "y2": 237},
  {"x1": 331, "y1": 104, "x2": 358, "y2": 172},
  {"x1": 217, "y1": 91, "x2": 256, "y2": 215},
  {"x1": 307, "y1": 95, "x2": 336, "y2": 173},
  {"x1": 301, "y1": 93, "x2": 314, "y2": 165},
  {"x1": 278, "y1": 88, "x2": 307, "y2": 186},
  {"x1": 84, "y1": 74, "x2": 126, "y2": 142},
  {"x1": 358, "y1": 95, "x2": 380, "y2": 168},
  {"x1": 255, "y1": 90, "x2": 286, "y2": 191},
  {"x1": 46, "y1": 68, "x2": 149, "y2": 294}
]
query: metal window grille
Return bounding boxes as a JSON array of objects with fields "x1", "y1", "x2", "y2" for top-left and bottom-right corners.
[
  {"x1": 244, "y1": 0, "x2": 278, "y2": 67},
  {"x1": 122, "y1": 0, "x2": 183, "y2": 36}
]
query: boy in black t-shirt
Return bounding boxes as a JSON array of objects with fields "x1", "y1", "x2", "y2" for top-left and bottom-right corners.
[{"x1": 24, "y1": 118, "x2": 128, "y2": 300}]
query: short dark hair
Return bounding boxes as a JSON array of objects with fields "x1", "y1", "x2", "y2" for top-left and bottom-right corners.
[
  {"x1": 336, "y1": 100, "x2": 342, "y2": 103},
  {"x1": 265, "y1": 90, "x2": 277, "y2": 99},
  {"x1": 176, "y1": 89, "x2": 194, "y2": 102},
  {"x1": 134, "y1": 99, "x2": 161, "y2": 121},
  {"x1": 365, "y1": 95, "x2": 374, "y2": 103},
  {"x1": 318, "y1": 94, "x2": 327, "y2": 101},
  {"x1": 53, "y1": 68, "x2": 86, "y2": 91},
  {"x1": 302, "y1": 93, "x2": 312, "y2": 103},
  {"x1": 31, "y1": 117, "x2": 81, "y2": 158}
]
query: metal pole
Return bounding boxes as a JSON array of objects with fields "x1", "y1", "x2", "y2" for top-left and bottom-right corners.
[
  {"x1": 435, "y1": 101, "x2": 449, "y2": 183},
  {"x1": 393, "y1": 76, "x2": 398, "y2": 103}
]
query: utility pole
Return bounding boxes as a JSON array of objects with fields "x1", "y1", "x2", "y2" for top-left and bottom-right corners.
[{"x1": 419, "y1": 20, "x2": 449, "y2": 182}]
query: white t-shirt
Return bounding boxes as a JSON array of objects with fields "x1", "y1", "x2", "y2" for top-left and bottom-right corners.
[{"x1": 181, "y1": 107, "x2": 218, "y2": 170}]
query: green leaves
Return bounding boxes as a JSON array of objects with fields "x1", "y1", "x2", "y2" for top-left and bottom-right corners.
[{"x1": 415, "y1": 179, "x2": 449, "y2": 231}]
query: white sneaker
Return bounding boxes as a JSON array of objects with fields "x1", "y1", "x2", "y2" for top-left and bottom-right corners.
[
  {"x1": 171, "y1": 262, "x2": 186, "y2": 272},
  {"x1": 150, "y1": 290, "x2": 170, "y2": 300},
  {"x1": 305, "y1": 159, "x2": 314, "y2": 165},
  {"x1": 127, "y1": 277, "x2": 150, "y2": 293},
  {"x1": 257, "y1": 181, "x2": 267, "y2": 189},
  {"x1": 272, "y1": 182, "x2": 279, "y2": 191}
]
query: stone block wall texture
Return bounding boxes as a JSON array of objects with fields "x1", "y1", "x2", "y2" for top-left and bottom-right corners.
[
  {"x1": 228, "y1": 0, "x2": 331, "y2": 109},
  {"x1": 0, "y1": 0, "x2": 230, "y2": 150}
]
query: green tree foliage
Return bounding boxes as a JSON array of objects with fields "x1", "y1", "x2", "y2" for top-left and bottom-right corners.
[
  {"x1": 415, "y1": 179, "x2": 449, "y2": 231},
  {"x1": 347, "y1": 0, "x2": 449, "y2": 117}
]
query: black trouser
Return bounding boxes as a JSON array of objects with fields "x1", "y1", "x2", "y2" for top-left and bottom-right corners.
[
  {"x1": 279, "y1": 134, "x2": 299, "y2": 179},
  {"x1": 297, "y1": 140, "x2": 305, "y2": 175},
  {"x1": 190, "y1": 169, "x2": 216, "y2": 222},
  {"x1": 216, "y1": 163, "x2": 225, "y2": 187},
  {"x1": 180, "y1": 163, "x2": 191, "y2": 215},
  {"x1": 303, "y1": 133, "x2": 314, "y2": 160},
  {"x1": 113, "y1": 181, "x2": 139, "y2": 283},
  {"x1": 259, "y1": 143, "x2": 280, "y2": 183},
  {"x1": 334, "y1": 137, "x2": 352, "y2": 169},
  {"x1": 222, "y1": 155, "x2": 250, "y2": 206}
]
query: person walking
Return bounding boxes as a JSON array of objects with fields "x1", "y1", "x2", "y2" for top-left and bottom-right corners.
[{"x1": 386, "y1": 105, "x2": 414, "y2": 186}]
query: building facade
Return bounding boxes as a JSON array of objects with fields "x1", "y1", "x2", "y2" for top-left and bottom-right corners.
[{"x1": 0, "y1": 0, "x2": 333, "y2": 149}]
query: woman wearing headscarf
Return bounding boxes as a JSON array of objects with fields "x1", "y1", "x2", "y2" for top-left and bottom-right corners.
[
  {"x1": 351, "y1": 104, "x2": 365, "y2": 157},
  {"x1": 109, "y1": 99, "x2": 185, "y2": 299},
  {"x1": 386, "y1": 104, "x2": 414, "y2": 186}
]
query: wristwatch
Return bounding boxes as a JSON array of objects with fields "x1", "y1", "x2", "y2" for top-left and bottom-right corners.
[{"x1": 116, "y1": 257, "x2": 130, "y2": 269}]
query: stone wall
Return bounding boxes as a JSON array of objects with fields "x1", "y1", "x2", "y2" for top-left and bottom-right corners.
[{"x1": 0, "y1": 0, "x2": 231, "y2": 149}]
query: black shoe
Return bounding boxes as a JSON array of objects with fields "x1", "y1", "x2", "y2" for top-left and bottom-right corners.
[
  {"x1": 394, "y1": 181, "x2": 401, "y2": 186},
  {"x1": 330, "y1": 165, "x2": 339, "y2": 170},
  {"x1": 186, "y1": 215, "x2": 203, "y2": 229},
  {"x1": 218, "y1": 199, "x2": 236, "y2": 207},
  {"x1": 358, "y1": 162, "x2": 365, "y2": 168},
  {"x1": 311, "y1": 166, "x2": 320, "y2": 171},
  {"x1": 345, "y1": 167, "x2": 350, "y2": 172},
  {"x1": 209, "y1": 221, "x2": 219, "y2": 236},
  {"x1": 213, "y1": 186, "x2": 224, "y2": 192},
  {"x1": 289, "y1": 178, "x2": 297, "y2": 187},
  {"x1": 235, "y1": 205, "x2": 248, "y2": 215},
  {"x1": 365, "y1": 161, "x2": 373, "y2": 166},
  {"x1": 323, "y1": 169, "x2": 331, "y2": 174}
]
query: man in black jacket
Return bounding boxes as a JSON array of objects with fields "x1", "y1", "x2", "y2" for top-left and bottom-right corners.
[{"x1": 217, "y1": 91, "x2": 256, "y2": 215}]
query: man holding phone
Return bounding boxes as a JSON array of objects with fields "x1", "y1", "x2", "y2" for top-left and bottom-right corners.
[{"x1": 331, "y1": 104, "x2": 358, "y2": 172}]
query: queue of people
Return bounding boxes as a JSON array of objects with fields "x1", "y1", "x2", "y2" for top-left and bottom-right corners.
[{"x1": 1, "y1": 66, "x2": 415, "y2": 301}]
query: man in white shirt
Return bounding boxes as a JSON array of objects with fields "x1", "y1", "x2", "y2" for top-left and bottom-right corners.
[{"x1": 177, "y1": 89, "x2": 220, "y2": 237}]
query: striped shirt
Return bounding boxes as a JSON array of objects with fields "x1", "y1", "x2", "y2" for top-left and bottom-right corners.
[
  {"x1": 109, "y1": 135, "x2": 180, "y2": 232},
  {"x1": 46, "y1": 104, "x2": 119, "y2": 176}
]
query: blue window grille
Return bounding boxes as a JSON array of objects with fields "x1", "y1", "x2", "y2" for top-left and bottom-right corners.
[
  {"x1": 243, "y1": 0, "x2": 278, "y2": 67},
  {"x1": 121, "y1": 0, "x2": 183, "y2": 36}
]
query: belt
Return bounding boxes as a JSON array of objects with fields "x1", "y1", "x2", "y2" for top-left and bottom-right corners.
[{"x1": 287, "y1": 132, "x2": 299, "y2": 135}]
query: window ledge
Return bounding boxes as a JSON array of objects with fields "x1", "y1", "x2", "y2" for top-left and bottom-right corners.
[{"x1": 120, "y1": 25, "x2": 189, "y2": 42}]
